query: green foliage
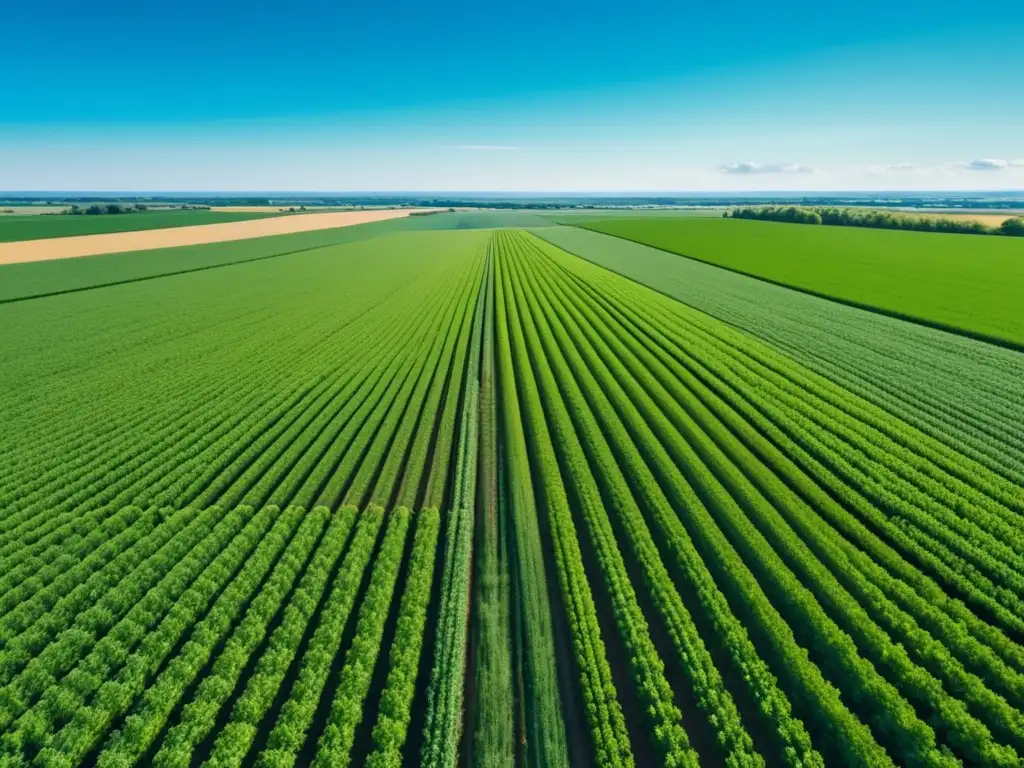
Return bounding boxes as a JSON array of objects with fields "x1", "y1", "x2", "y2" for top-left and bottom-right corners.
[
  {"x1": 365, "y1": 508, "x2": 442, "y2": 767},
  {"x1": 0, "y1": 209, "x2": 281, "y2": 242},
  {"x1": 727, "y1": 204, "x2": 999, "y2": 235},
  {"x1": 190, "y1": 505, "x2": 369, "y2": 768},
  {"x1": 36, "y1": 506, "x2": 299, "y2": 766},
  {"x1": 422, "y1": 248, "x2": 490, "y2": 768},
  {"x1": 572, "y1": 215, "x2": 1024, "y2": 347},
  {"x1": 528, "y1": 232, "x2": 1024, "y2": 766},
  {"x1": 259, "y1": 505, "x2": 393, "y2": 768},
  {"x1": 98, "y1": 506, "x2": 326, "y2": 767},
  {"x1": 468, "y1": 244, "x2": 516, "y2": 768},
  {"x1": 1, "y1": 223, "x2": 1022, "y2": 768},
  {"x1": 1000, "y1": 216, "x2": 1024, "y2": 236},
  {"x1": 311, "y1": 507, "x2": 412, "y2": 768},
  {"x1": 535, "y1": 224, "x2": 1024, "y2": 487},
  {"x1": 0, "y1": 505, "x2": 261, "y2": 759},
  {"x1": 0, "y1": 216, "x2": 440, "y2": 302},
  {"x1": 500, "y1": 232, "x2": 689, "y2": 767},
  {"x1": 486, "y1": 246, "x2": 571, "y2": 768}
]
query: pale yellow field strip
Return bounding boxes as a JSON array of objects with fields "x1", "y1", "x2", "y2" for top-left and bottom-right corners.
[
  {"x1": 941, "y1": 213, "x2": 1017, "y2": 226},
  {"x1": 0, "y1": 209, "x2": 428, "y2": 265},
  {"x1": 0, "y1": 206, "x2": 69, "y2": 215},
  {"x1": 211, "y1": 206, "x2": 391, "y2": 213},
  {"x1": 885, "y1": 209, "x2": 1024, "y2": 227}
]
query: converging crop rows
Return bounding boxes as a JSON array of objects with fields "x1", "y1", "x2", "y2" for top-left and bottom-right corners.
[{"x1": 0, "y1": 223, "x2": 1022, "y2": 767}]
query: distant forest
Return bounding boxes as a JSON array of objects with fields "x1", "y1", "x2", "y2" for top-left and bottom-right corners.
[{"x1": 726, "y1": 205, "x2": 1024, "y2": 237}]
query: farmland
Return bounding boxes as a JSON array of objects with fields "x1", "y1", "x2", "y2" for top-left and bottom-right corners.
[
  {"x1": 572, "y1": 215, "x2": 1024, "y2": 347},
  {"x1": 1, "y1": 215, "x2": 1023, "y2": 767},
  {"x1": 0, "y1": 210, "x2": 286, "y2": 243},
  {"x1": 0, "y1": 210, "x2": 426, "y2": 267},
  {"x1": 0, "y1": 215, "x2": 436, "y2": 302}
]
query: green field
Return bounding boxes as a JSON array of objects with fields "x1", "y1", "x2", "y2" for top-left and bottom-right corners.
[
  {"x1": 0, "y1": 210, "x2": 287, "y2": 243},
  {"x1": 534, "y1": 225, "x2": 1024, "y2": 484},
  {"x1": 572, "y1": 216, "x2": 1024, "y2": 346},
  {"x1": 400, "y1": 210, "x2": 558, "y2": 229},
  {"x1": 0, "y1": 215, "x2": 428, "y2": 302},
  {"x1": 1, "y1": 222, "x2": 1023, "y2": 767}
]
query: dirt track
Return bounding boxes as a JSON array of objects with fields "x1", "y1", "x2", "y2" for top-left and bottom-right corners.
[{"x1": 0, "y1": 209, "x2": 422, "y2": 265}]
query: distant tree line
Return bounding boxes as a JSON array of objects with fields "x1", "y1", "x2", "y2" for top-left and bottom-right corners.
[
  {"x1": 61, "y1": 203, "x2": 212, "y2": 216},
  {"x1": 63, "y1": 203, "x2": 148, "y2": 216},
  {"x1": 724, "y1": 205, "x2": 1024, "y2": 237},
  {"x1": 409, "y1": 208, "x2": 455, "y2": 217}
]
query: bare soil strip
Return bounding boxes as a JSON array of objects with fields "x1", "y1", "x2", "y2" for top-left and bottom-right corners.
[{"x1": 0, "y1": 209, "x2": 424, "y2": 265}]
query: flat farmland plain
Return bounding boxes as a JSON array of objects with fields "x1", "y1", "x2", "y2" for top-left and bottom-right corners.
[
  {"x1": 0, "y1": 217, "x2": 1022, "y2": 767},
  {"x1": 572, "y1": 216, "x2": 1024, "y2": 347},
  {"x1": 0, "y1": 209, "x2": 424, "y2": 265},
  {"x1": 0, "y1": 210, "x2": 285, "y2": 243}
]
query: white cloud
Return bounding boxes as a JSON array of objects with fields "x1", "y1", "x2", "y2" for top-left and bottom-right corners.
[
  {"x1": 1011, "y1": 159, "x2": 1024, "y2": 168},
  {"x1": 954, "y1": 158, "x2": 1009, "y2": 171},
  {"x1": 719, "y1": 162, "x2": 814, "y2": 175}
]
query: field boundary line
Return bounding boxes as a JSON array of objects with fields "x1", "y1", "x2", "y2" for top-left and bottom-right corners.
[
  {"x1": 0, "y1": 240, "x2": 361, "y2": 306},
  {"x1": 562, "y1": 225, "x2": 1024, "y2": 353}
]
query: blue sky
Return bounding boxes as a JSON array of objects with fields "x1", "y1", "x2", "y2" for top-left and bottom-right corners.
[{"x1": 2, "y1": 0, "x2": 1022, "y2": 191}]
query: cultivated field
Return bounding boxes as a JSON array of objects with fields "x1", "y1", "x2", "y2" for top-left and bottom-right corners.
[
  {"x1": 0, "y1": 209, "x2": 422, "y2": 265},
  {"x1": 573, "y1": 216, "x2": 1024, "y2": 346},
  {"x1": 0, "y1": 210, "x2": 285, "y2": 244},
  {"x1": 896, "y1": 210, "x2": 1024, "y2": 227},
  {"x1": 0, "y1": 213, "x2": 1022, "y2": 767},
  {"x1": 0, "y1": 207, "x2": 71, "y2": 216}
]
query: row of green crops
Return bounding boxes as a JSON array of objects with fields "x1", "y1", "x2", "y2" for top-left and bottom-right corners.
[
  {"x1": 1, "y1": 221, "x2": 1022, "y2": 767},
  {"x1": 0, "y1": 209, "x2": 285, "y2": 244},
  {"x1": 0, "y1": 214, "x2": 431, "y2": 302},
  {"x1": 535, "y1": 225, "x2": 1024, "y2": 486},
  {"x1": 0, "y1": 230, "x2": 492, "y2": 765},
  {"x1": 564, "y1": 215, "x2": 1024, "y2": 346},
  {"x1": 421, "y1": 244, "x2": 489, "y2": 768},
  {"x1": 482, "y1": 229, "x2": 1024, "y2": 766}
]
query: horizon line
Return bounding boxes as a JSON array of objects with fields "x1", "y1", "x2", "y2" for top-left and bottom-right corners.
[{"x1": 4, "y1": 189, "x2": 1024, "y2": 197}]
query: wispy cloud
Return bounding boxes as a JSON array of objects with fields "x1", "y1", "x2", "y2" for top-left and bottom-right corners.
[
  {"x1": 452, "y1": 144, "x2": 521, "y2": 151},
  {"x1": 951, "y1": 158, "x2": 1009, "y2": 171},
  {"x1": 862, "y1": 159, "x2": 1024, "y2": 175},
  {"x1": 861, "y1": 162, "x2": 918, "y2": 176},
  {"x1": 719, "y1": 162, "x2": 814, "y2": 175}
]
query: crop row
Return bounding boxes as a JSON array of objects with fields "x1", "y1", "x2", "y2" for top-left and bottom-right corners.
[
  {"x1": 534, "y1": 226, "x2": 1024, "y2": 487},
  {"x1": 0, "y1": 232, "x2": 491, "y2": 765},
  {"x1": 0, "y1": 237, "x2": 480, "y2": 641},
  {"x1": 509, "y1": 229, "x2": 1024, "y2": 765},
  {"x1": 0, "y1": 234, "x2": 482, "y2": 547},
  {"x1": 465, "y1": 233, "x2": 515, "y2": 768},
  {"x1": 3, "y1": 224, "x2": 1021, "y2": 767},
  {"x1": 420, "y1": 247, "x2": 490, "y2": 768},
  {"x1": 502, "y1": 229, "x2": 772, "y2": 767}
]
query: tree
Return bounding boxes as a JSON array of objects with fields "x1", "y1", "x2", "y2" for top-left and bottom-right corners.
[{"x1": 999, "y1": 217, "x2": 1024, "y2": 237}]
